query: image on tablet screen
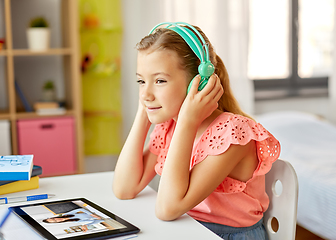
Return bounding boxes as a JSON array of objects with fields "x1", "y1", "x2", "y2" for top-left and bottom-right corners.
[{"x1": 20, "y1": 200, "x2": 127, "y2": 239}]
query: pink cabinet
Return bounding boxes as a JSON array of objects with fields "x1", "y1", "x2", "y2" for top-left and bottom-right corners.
[{"x1": 17, "y1": 117, "x2": 76, "y2": 177}]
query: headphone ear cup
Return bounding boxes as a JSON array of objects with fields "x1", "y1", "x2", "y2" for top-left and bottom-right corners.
[
  {"x1": 198, "y1": 76, "x2": 209, "y2": 91},
  {"x1": 186, "y1": 75, "x2": 210, "y2": 94},
  {"x1": 198, "y1": 61, "x2": 215, "y2": 78}
]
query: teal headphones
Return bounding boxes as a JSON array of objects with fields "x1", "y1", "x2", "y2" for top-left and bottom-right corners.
[{"x1": 149, "y1": 22, "x2": 215, "y2": 93}]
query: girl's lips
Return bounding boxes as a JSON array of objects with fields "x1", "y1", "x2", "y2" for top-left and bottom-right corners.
[{"x1": 147, "y1": 107, "x2": 161, "y2": 112}]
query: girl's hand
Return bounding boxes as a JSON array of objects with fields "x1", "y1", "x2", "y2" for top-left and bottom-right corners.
[
  {"x1": 136, "y1": 99, "x2": 150, "y2": 123},
  {"x1": 137, "y1": 98, "x2": 146, "y2": 114},
  {"x1": 178, "y1": 74, "x2": 223, "y2": 127}
]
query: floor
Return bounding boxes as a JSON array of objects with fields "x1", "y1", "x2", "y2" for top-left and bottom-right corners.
[
  {"x1": 295, "y1": 225, "x2": 325, "y2": 240},
  {"x1": 85, "y1": 156, "x2": 326, "y2": 240}
]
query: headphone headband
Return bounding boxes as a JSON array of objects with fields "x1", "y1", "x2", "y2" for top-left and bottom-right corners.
[
  {"x1": 148, "y1": 22, "x2": 215, "y2": 93},
  {"x1": 149, "y1": 22, "x2": 210, "y2": 63}
]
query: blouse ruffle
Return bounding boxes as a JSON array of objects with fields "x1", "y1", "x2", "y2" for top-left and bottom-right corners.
[{"x1": 149, "y1": 112, "x2": 280, "y2": 194}]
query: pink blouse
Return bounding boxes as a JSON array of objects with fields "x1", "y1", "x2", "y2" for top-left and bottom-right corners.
[{"x1": 149, "y1": 112, "x2": 280, "y2": 227}]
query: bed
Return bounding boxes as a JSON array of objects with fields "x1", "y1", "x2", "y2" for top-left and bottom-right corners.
[{"x1": 257, "y1": 111, "x2": 336, "y2": 240}]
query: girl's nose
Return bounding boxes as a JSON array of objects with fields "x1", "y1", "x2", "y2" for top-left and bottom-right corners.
[{"x1": 141, "y1": 85, "x2": 155, "y2": 101}]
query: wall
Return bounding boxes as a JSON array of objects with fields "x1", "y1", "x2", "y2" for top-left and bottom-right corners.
[
  {"x1": 255, "y1": 97, "x2": 331, "y2": 120},
  {"x1": 120, "y1": 0, "x2": 164, "y2": 189},
  {"x1": 120, "y1": 0, "x2": 163, "y2": 140}
]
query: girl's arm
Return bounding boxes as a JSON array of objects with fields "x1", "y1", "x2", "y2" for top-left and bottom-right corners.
[
  {"x1": 156, "y1": 130, "x2": 255, "y2": 220},
  {"x1": 113, "y1": 103, "x2": 158, "y2": 199},
  {"x1": 155, "y1": 75, "x2": 252, "y2": 220}
]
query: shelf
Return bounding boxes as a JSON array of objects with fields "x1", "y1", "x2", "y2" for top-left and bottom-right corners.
[
  {"x1": 0, "y1": 113, "x2": 10, "y2": 120},
  {"x1": 0, "y1": 110, "x2": 75, "y2": 120},
  {"x1": 80, "y1": 27, "x2": 122, "y2": 34},
  {"x1": 16, "y1": 110, "x2": 75, "y2": 119},
  {"x1": 0, "y1": 49, "x2": 73, "y2": 56},
  {"x1": 0, "y1": 0, "x2": 84, "y2": 174},
  {"x1": 12, "y1": 48, "x2": 73, "y2": 56},
  {"x1": 0, "y1": 50, "x2": 8, "y2": 56},
  {"x1": 83, "y1": 110, "x2": 121, "y2": 118}
]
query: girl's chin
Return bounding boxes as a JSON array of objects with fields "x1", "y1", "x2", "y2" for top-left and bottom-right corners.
[
  {"x1": 146, "y1": 111, "x2": 179, "y2": 124},
  {"x1": 147, "y1": 116, "x2": 170, "y2": 125},
  {"x1": 148, "y1": 118, "x2": 165, "y2": 125}
]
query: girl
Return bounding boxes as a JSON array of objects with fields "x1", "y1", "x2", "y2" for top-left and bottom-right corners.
[{"x1": 113, "y1": 22, "x2": 280, "y2": 240}]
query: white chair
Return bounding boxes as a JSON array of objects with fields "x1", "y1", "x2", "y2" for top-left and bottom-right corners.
[{"x1": 264, "y1": 159, "x2": 299, "y2": 240}]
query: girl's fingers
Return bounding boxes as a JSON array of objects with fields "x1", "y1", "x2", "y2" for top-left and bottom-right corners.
[
  {"x1": 190, "y1": 74, "x2": 223, "y2": 102},
  {"x1": 200, "y1": 74, "x2": 217, "y2": 95},
  {"x1": 188, "y1": 75, "x2": 202, "y2": 95},
  {"x1": 204, "y1": 74, "x2": 222, "y2": 98},
  {"x1": 214, "y1": 75, "x2": 224, "y2": 98},
  {"x1": 214, "y1": 83, "x2": 224, "y2": 101}
]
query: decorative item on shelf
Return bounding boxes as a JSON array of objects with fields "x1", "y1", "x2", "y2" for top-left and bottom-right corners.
[
  {"x1": 83, "y1": 13, "x2": 100, "y2": 29},
  {"x1": 27, "y1": 16, "x2": 50, "y2": 51},
  {"x1": 36, "y1": 82, "x2": 66, "y2": 115},
  {"x1": 34, "y1": 101, "x2": 60, "y2": 110},
  {"x1": 33, "y1": 100, "x2": 66, "y2": 116},
  {"x1": 81, "y1": 51, "x2": 120, "y2": 76},
  {"x1": 81, "y1": 53, "x2": 93, "y2": 73},
  {"x1": 0, "y1": 38, "x2": 5, "y2": 50},
  {"x1": 42, "y1": 80, "x2": 56, "y2": 102}
]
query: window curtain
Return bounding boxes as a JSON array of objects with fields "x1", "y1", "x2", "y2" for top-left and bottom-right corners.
[
  {"x1": 331, "y1": 0, "x2": 336, "y2": 123},
  {"x1": 162, "y1": 0, "x2": 254, "y2": 115}
]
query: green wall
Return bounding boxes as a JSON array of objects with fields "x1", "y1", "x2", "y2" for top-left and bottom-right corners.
[{"x1": 79, "y1": 0, "x2": 122, "y2": 155}]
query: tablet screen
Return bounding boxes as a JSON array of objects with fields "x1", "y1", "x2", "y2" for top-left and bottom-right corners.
[{"x1": 10, "y1": 198, "x2": 140, "y2": 240}]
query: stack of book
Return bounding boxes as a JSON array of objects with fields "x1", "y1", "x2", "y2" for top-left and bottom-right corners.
[
  {"x1": 0, "y1": 155, "x2": 42, "y2": 195},
  {"x1": 34, "y1": 101, "x2": 66, "y2": 115}
]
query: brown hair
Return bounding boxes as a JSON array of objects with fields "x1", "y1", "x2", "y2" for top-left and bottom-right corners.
[{"x1": 136, "y1": 25, "x2": 251, "y2": 119}]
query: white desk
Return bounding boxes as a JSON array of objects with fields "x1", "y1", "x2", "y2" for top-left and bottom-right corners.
[{"x1": 0, "y1": 171, "x2": 221, "y2": 239}]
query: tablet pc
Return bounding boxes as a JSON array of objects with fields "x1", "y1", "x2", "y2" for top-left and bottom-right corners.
[{"x1": 9, "y1": 198, "x2": 140, "y2": 240}]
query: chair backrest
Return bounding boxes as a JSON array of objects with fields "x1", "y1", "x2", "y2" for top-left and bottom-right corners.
[{"x1": 264, "y1": 159, "x2": 298, "y2": 240}]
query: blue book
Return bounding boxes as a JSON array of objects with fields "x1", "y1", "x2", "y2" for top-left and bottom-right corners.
[
  {"x1": 0, "y1": 165, "x2": 42, "y2": 186},
  {"x1": 0, "y1": 155, "x2": 34, "y2": 181},
  {"x1": 15, "y1": 81, "x2": 33, "y2": 112}
]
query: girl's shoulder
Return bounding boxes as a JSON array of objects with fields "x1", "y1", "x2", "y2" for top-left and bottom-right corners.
[
  {"x1": 192, "y1": 112, "x2": 280, "y2": 167},
  {"x1": 198, "y1": 112, "x2": 267, "y2": 145}
]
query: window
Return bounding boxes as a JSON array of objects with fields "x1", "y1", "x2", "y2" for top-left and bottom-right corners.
[{"x1": 248, "y1": 0, "x2": 334, "y2": 99}]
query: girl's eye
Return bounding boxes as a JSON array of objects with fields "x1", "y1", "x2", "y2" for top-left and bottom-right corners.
[
  {"x1": 156, "y1": 79, "x2": 167, "y2": 84},
  {"x1": 137, "y1": 79, "x2": 145, "y2": 85}
]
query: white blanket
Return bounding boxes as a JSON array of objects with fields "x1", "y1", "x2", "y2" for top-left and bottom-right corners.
[{"x1": 257, "y1": 111, "x2": 336, "y2": 240}]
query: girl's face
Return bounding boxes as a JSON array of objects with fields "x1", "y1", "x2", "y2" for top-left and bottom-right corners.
[{"x1": 137, "y1": 49, "x2": 189, "y2": 124}]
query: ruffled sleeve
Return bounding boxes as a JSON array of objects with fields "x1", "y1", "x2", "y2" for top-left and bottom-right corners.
[{"x1": 191, "y1": 113, "x2": 280, "y2": 193}]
